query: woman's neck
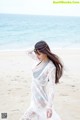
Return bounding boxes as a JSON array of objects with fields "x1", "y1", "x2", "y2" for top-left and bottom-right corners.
[{"x1": 42, "y1": 57, "x2": 49, "y2": 63}]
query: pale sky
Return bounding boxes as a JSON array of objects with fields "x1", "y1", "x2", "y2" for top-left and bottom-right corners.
[{"x1": 0, "y1": 0, "x2": 80, "y2": 16}]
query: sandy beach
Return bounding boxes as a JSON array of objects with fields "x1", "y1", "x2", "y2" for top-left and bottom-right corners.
[{"x1": 0, "y1": 48, "x2": 80, "y2": 120}]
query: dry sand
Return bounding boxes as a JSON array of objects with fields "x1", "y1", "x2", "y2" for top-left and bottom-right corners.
[{"x1": 0, "y1": 48, "x2": 80, "y2": 120}]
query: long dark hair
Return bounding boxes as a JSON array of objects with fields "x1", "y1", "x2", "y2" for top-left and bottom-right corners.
[{"x1": 34, "y1": 40, "x2": 63, "y2": 84}]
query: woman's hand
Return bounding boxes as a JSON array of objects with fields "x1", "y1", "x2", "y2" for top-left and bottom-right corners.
[{"x1": 47, "y1": 108, "x2": 52, "y2": 118}]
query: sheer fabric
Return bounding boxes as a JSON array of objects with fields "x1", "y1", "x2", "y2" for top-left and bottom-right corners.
[{"x1": 20, "y1": 49, "x2": 61, "y2": 120}]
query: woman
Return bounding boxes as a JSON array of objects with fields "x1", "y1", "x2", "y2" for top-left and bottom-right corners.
[{"x1": 20, "y1": 40, "x2": 63, "y2": 120}]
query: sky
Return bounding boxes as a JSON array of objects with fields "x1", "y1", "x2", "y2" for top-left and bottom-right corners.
[{"x1": 0, "y1": 0, "x2": 80, "y2": 16}]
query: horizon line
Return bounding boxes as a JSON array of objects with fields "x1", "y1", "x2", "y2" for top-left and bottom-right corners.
[{"x1": 0, "y1": 12, "x2": 80, "y2": 17}]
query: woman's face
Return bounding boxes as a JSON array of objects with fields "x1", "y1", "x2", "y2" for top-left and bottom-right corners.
[{"x1": 35, "y1": 50, "x2": 47, "y2": 61}]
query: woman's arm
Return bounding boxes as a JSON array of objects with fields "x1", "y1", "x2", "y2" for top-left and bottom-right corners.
[
  {"x1": 46, "y1": 67, "x2": 55, "y2": 118},
  {"x1": 47, "y1": 67, "x2": 55, "y2": 109},
  {"x1": 25, "y1": 48, "x2": 38, "y2": 60}
]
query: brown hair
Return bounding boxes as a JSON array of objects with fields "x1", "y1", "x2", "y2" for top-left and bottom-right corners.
[{"x1": 34, "y1": 40, "x2": 63, "y2": 84}]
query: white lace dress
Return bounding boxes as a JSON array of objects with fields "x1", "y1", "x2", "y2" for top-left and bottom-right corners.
[{"x1": 20, "y1": 49, "x2": 61, "y2": 120}]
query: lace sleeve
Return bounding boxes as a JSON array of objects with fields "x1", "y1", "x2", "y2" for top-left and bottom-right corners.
[
  {"x1": 46, "y1": 67, "x2": 55, "y2": 109},
  {"x1": 25, "y1": 48, "x2": 38, "y2": 60}
]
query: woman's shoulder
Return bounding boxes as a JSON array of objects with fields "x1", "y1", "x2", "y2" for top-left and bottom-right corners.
[{"x1": 48, "y1": 60, "x2": 55, "y2": 70}]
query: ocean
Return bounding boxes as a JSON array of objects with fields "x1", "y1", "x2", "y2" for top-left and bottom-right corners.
[{"x1": 0, "y1": 13, "x2": 80, "y2": 50}]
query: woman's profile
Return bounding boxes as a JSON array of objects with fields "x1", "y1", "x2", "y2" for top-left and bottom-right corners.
[{"x1": 20, "y1": 40, "x2": 63, "y2": 120}]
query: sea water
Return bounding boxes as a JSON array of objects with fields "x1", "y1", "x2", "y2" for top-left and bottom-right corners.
[{"x1": 0, "y1": 14, "x2": 80, "y2": 50}]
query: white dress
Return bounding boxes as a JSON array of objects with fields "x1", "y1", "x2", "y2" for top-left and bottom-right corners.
[{"x1": 20, "y1": 49, "x2": 62, "y2": 120}]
